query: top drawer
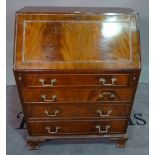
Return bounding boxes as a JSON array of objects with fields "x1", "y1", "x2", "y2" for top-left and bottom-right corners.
[{"x1": 17, "y1": 74, "x2": 133, "y2": 88}]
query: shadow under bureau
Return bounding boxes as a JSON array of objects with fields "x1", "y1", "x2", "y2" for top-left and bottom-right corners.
[{"x1": 13, "y1": 7, "x2": 141, "y2": 149}]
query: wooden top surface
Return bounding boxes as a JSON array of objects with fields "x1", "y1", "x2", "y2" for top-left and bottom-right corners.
[
  {"x1": 17, "y1": 7, "x2": 136, "y2": 14},
  {"x1": 13, "y1": 7, "x2": 141, "y2": 71}
]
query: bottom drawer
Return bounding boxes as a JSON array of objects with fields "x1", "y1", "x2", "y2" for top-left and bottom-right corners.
[{"x1": 28, "y1": 119, "x2": 127, "y2": 136}]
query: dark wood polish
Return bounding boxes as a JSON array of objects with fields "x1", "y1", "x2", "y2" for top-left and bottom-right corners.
[
  {"x1": 28, "y1": 119, "x2": 128, "y2": 136},
  {"x1": 20, "y1": 73, "x2": 132, "y2": 88},
  {"x1": 25, "y1": 103, "x2": 130, "y2": 119},
  {"x1": 21, "y1": 88, "x2": 133, "y2": 103},
  {"x1": 13, "y1": 7, "x2": 141, "y2": 149}
]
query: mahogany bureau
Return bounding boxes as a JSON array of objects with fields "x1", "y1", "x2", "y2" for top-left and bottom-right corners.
[{"x1": 13, "y1": 7, "x2": 141, "y2": 149}]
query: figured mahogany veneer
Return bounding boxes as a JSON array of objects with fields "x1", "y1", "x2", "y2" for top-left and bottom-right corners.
[
  {"x1": 14, "y1": 7, "x2": 141, "y2": 70},
  {"x1": 28, "y1": 119, "x2": 128, "y2": 136},
  {"x1": 21, "y1": 88, "x2": 133, "y2": 103},
  {"x1": 13, "y1": 7, "x2": 141, "y2": 149},
  {"x1": 19, "y1": 73, "x2": 132, "y2": 88},
  {"x1": 25, "y1": 104, "x2": 130, "y2": 119}
]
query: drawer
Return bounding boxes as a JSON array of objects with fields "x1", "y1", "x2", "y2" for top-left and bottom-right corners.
[
  {"x1": 21, "y1": 88, "x2": 133, "y2": 103},
  {"x1": 19, "y1": 74, "x2": 132, "y2": 87},
  {"x1": 28, "y1": 119, "x2": 127, "y2": 136},
  {"x1": 25, "y1": 104, "x2": 130, "y2": 119}
]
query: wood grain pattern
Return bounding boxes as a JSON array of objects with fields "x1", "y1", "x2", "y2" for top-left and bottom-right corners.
[
  {"x1": 13, "y1": 10, "x2": 141, "y2": 70},
  {"x1": 24, "y1": 21, "x2": 131, "y2": 62},
  {"x1": 21, "y1": 88, "x2": 133, "y2": 103},
  {"x1": 13, "y1": 7, "x2": 141, "y2": 149},
  {"x1": 27, "y1": 119, "x2": 127, "y2": 136},
  {"x1": 19, "y1": 73, "x2": 132, "y2": 88},
  {"x1": 25, "y1": 103, "x2": 130, "y2": 119}
]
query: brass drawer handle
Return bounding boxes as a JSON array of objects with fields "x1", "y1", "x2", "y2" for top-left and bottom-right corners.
[
  {"x1": 46, "y1": 126, "x2": 60, "y2": 134},
  {"x1": 44, "y1": 109, "x2": 59, "y2": 117},
  {"x1": 96, "y1": 125, "x2": 110, "y2": 133},
  {"x1": 97, "y1": 109, "x2": 112, "y2": 117},
  {"x1": 39, "y1": 79, "x2": 56, "y2": 87},
  {"x1": 99, "y1": 92, "x2": 115, "y2": 98},
  {"x1": 41, "y1": 95, "x2": 56, "y2": 102},
  {"x1": 99, "y1": 78, "x2": 117, "y2": 86}
]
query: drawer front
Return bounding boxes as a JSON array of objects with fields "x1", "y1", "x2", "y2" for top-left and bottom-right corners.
[
  {"x1": 28, "y1": 119, "x2": 127, "y2": 136},
  {"x1": 26, "y1": 104, "x2": 130, "y2": 119},
  {"x1": 20, "y1": 74, "x2": 132, "y2": 87},
  {"x1": 21, "y1": 88, "x2": 133, "y2": 103}
]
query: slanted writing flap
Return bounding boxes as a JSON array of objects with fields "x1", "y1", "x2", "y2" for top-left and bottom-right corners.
[{"x1": 14, "y1": 10, "x2": 141, "y2": 70}]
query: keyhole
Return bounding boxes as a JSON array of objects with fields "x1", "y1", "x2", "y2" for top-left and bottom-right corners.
[{"x1": 75, "y1": 16, "x2": 80, "y2": 20}]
